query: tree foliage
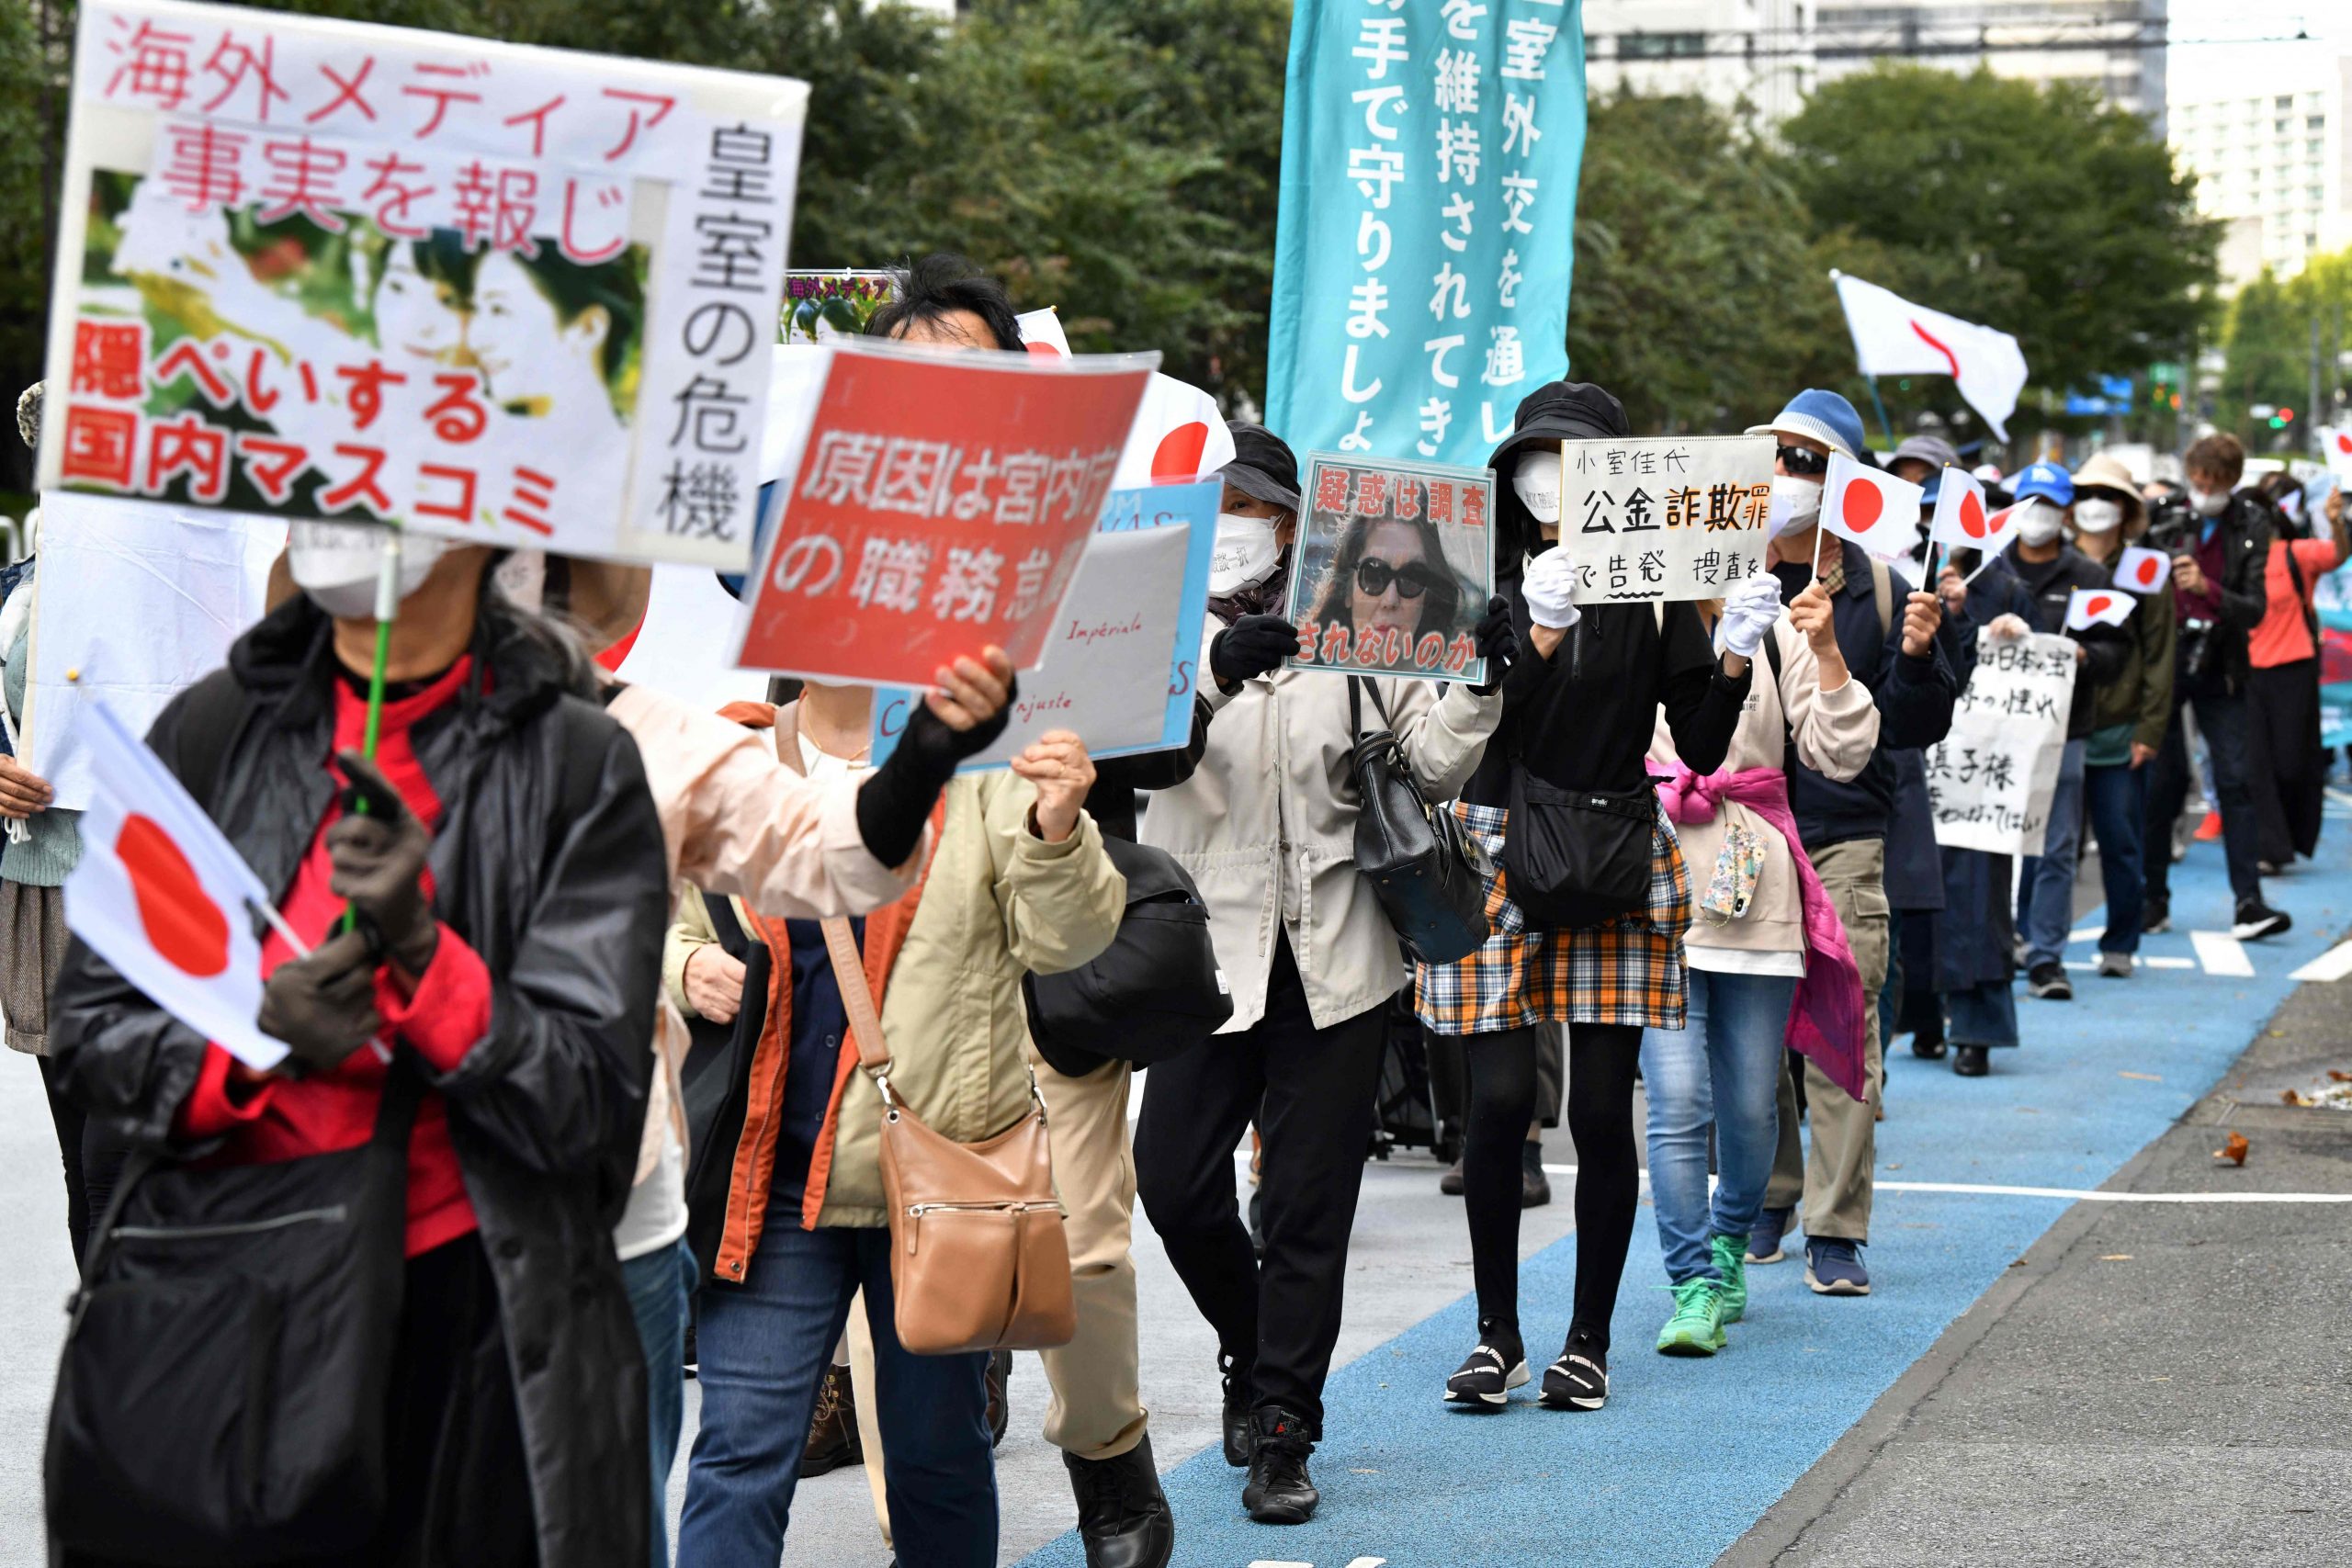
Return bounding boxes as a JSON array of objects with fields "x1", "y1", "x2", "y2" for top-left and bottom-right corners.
[{"x1": 2215, "y1": 252, "x2": 2352, "y2": 452}]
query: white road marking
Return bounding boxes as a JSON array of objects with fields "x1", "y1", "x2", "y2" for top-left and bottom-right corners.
[
  {"x1": 2144, "y1": 955, "x2": 2196, "y2": 969},
  {"x1": 2190, "y1": 930, "x2": 2256, "y2": 977},
  {"x1": 1530, "y1": 1168, "x2": 2352, "y2": 1203},
  {"x1": 2289, "y1": 940, "x2": 2352, "y2": 983}
]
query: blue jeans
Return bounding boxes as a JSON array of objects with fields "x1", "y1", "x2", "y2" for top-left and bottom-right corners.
[
  {"x1": 1640, "y1": 969, "x2": 1798, "y2": 1285},
  {"x1": 621, "y1": 1236, "x2": 696, "y2": 1568},
  {"x1": 2019, "y1": 739, "x2": 2088, "y2": 970},
  {"x1": 1944, "y1": 980, "x2": 2018, "y2": 1049},
  {"x1": 678, "y1": 1222, "x2": 995, "y2": 1568},
  {"x1": 2084, "y1": 761, "x2": 2149, "y2": 955}
]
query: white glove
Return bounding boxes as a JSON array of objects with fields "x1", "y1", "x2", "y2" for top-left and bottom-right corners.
[
  {"x1": 1522, "y1": 548, "x2": 1583, "y2": 631},
  {"x1": 1988, "y1": 613, "x2": 2031, "y2": 643},
  {"x1": 1713, "y1": 573, "x2": 1784, "y2": 660}
]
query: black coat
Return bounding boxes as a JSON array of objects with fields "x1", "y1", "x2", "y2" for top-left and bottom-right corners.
[
  {"x1": 1995, "y1": 543, "x2": 2129, "y2": 739},
  {"x1": 50, "y1": 594, "x2": 671, "y2": 1568}
]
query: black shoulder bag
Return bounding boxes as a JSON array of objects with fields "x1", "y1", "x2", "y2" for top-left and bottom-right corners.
[
  {"x1": 47, "y1": 673, "x2": 416, "y2": 1563},
  {"x1": 1348, "y1": 676, "x2": 1490, "y2": 964},
  {"x1": 1500, "y1": 615, "x2": 1657, "y2": 929},
  {"x1": 1023, "y1": 835, "x2": 1235, "y2": 1077}
]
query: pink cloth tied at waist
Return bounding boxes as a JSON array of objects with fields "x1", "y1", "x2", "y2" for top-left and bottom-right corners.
[{"x1": 1653, "y1": 761, "x2": 1869, "y2": 1101}]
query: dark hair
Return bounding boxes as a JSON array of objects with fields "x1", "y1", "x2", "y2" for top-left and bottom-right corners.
[
  {"x1": 2184, "y1": 433, "x2": 2245, "y2": 487},
  {"x1": 1312, "y1": 511, "x2": 1464, "y2": 645},
  {"x1": 2257, "y1": 469, "x2": 2309, "y2": 538},
  {"x1": 867, "y1": 253, "x2": 1023, "y2": 352}
]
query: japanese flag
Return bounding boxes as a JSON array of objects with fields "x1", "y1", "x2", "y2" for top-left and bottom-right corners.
[
  {"x1": 2065, "y1": 588, "x2": 2135, "y2": 631},
  {"x1": 1926, "y1": 466, "x2": 1996, "y2": 551},
  {"x1": 1819, "y1": 452, "x2": 1925, "y2": 562},
  {"x1": 2321, "y1": 425, "x2": 2352, "y2": 479},
  {"x1": 62, "y1": 704, "x2": 287, "y2": 1071},
  {"x1": 1015, "y1": 307, "x2": 1072, "y2": 358},
  {"x1": 1113, "y1": 373, "x2": 1236, "y2": 489},
  {"x1": 2114, "y1": 547, "x2": 2171, "y2": 595}
]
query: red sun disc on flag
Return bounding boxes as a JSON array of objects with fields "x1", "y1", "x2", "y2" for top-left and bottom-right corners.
[
  {"x1": 2086, "y1": 594, "x2": 2115, "y2": 618},
  {"x1": 2134, "y1": 558, "x2": 2161, "y2": 588},
  {"x1": 1959, "y1": 489, "x2": 1987, "y2": 539},
  {"x1": 1842, "y1": 480, "x2": 1883, "y2": 532},
  {"x1": 1150, "y1": 421, "x2": 1211, "y2": 483},
  {"x1": 1024, "y1": 339, "x2": 1061, "y2": 358},
  {"x1": 2336, "y1": 432, "x2": 2352, "y2": 456},
  {"x1": 116, "y1": 812, "x2": 231, "y2": 977}
]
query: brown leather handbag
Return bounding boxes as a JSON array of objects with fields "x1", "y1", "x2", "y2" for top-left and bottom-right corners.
[{"x1": 820, "y1": 923, "x2": 1077, "y2": 1355}]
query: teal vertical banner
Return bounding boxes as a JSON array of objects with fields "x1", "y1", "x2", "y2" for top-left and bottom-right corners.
[{"x1": 1267, "y1": 1, "x2": 1586, "y2": 466}]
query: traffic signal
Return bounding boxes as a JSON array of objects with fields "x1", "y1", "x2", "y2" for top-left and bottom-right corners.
[{"x1": 2279, "y1": 407, "x2": 2295, "y2": 423}]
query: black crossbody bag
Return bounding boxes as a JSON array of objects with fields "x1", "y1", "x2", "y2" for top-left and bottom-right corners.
[
  {"x1": 47, "y1": 1068, "x2": 421, "y2": 1563},
  {"x1": 1500, "y1": 614, "x2": 1657, "y2": 928},
  {"x1": 1023, "y1": 834, "x2": 1234, "y2": 1076},
  {"x1": 1348, "y1": 676, "x2": 1490, "y2": 964}
]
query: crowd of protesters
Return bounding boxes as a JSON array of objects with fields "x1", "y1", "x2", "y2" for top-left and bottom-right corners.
[{"x1": 6, "y1": 256, "x2": 2342, "y2": 1568}]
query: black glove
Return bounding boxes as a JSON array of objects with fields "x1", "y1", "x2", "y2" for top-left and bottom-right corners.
[
  {"x1": 327, "y1": 750, "x2": 437, "y2": 975},
  {"x1": 1210, "y1": 615, "x2": 1298, "y2": 687},
  {"x1": 257, "y1": 928, "x2": 382, "y2": 1077},
  {"x1": 854, "y1": 678, "x2": 1020, "y2": 869},
  {"x1": 1470, "y1": 594, "x2": 1517, "y2": 694}
]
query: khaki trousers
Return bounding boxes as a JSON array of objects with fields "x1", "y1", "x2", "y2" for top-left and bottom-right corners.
[
  {"x1": 1765, "y1": 836, "x2": 1888, "y2": 1243},
  {"x1": 848, "y1": 1048, "x2": 1148, "y2": 1535}
]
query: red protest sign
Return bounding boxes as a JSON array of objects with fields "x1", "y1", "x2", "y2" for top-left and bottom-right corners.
[{"x1": 731, "y1": 341, "x2": 1154, "y2": 684}]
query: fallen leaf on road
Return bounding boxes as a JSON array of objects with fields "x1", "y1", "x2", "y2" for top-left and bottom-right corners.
[
  {"x1": 2215, "y1": 1131, "x2": 2250, "y2": 1166},
  {"x1": 2119, "y1": 1071, "x2": 2163, "y2": 1082},
  {"x1": 2329, "y1": 1070, "x2": 2351, "y2": 1083},
  {"x1": 2282, "y1": 1089, "x2": 2309, "y2": 1106}
]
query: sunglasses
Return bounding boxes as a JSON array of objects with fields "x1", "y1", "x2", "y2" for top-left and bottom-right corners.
[
  {"x1": 1355, "y1": 557, "x2": 1442, "y2": 599},
  {"x1": 1776, "y1": 443, "x2": 1830, "y2": 478}
]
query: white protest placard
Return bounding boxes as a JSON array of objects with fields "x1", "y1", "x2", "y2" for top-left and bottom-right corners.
[
  {"x1": 1925, "y1": 631, "x2": 2077, "y2": 856},
  {"x1": 610, "y1": 562, "x2": 768, "y2": 710},
  {"x1": 39, "y1": 0, "x2": 807, "y2": 569},
  {"x1": 21, "y1": 491, "x2": 284, "y2": 811},
  {"x1": 1557, "y1": 434, "x2": 1776, "y2": 604},
  {"x1": 869, "y1": 524, "x2": 1190, "y2": 771}
]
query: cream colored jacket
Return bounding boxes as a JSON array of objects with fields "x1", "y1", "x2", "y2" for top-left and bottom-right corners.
[
  {"x1": 1141, "y1": 626, "x2": 1502, "y2": 1032},
  {"x1": 1645, "y1": 615, "x2": 1879, "y2": 957}
]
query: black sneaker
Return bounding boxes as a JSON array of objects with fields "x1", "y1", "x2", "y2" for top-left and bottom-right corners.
[
  {"x1": 1911, "y1": 1034, "x2": 1947, "y2": 1060},
  {"x1": 2232, "y1": 900, "x2": 2291, "y2": 942},
  {"x1": 1538, "y1": 1332, "x2": 1608, "y2": 1411},
  {"x1": 1241, "y1": 1408, "x2": 1318, "y2": 1525},
  {"x1": 1521, "y1": 1142, "x2": 1552, "y2": 1208},
  {"x1": 2025, "y1": 962, "x2": 2073, "y2": 1000},
  {"x1": 1953, "y1": 1044, "x2": 1989, "y2": 1077},
  {"x1": 1443, "y1": 1320, "x2": 1528, "y2": 1411},
  {"x1": 1219, "y1": 1354, "x2": 1252, "y2": 1467},
  {"x1": 2142, "y1": 897, "x2": 2170, "y2": 934},
  {"x1": 1066, "y1": 1435, "x2": 1174, "y2": 1568}
]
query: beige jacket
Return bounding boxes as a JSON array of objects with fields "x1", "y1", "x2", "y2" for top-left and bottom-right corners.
[
  {"x1": 605, "y1": 682, "x2": 928, "y2": 1198},
  {"x1": 1646, "y1": 616, "x2": 1879, "y2": 957},
  {"x1": 667, "y1": 705, "x2": 1125, "y2": 1238},
  {"x1": 1141, "y1": 627, "x2": 1503, "y2": 1032}
]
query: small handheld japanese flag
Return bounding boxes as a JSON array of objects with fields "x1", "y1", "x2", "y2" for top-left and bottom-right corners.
[
  {"x1": 1015, "y1": 307, "x2": 1073, "y2": 358},
  {"x1": 2115, "y1": 547, "x2": 2171, "y2": 594},
  {"x1": 2322, "y1": 425, "x2": 2352, "y2": 479},
  {"x1": 2064, "y1": 588, "x2": 2135, "y2": 631},
  {"x1": 1927, "y1": 467, "x2": 1996, "y2": 551},
  {"x1": 63, "y1": 704, "x2": 287, "y2": 1070},
  {"x1": 1819, "y1": 453, "x2": 1925, "y2": 562},
  {"x1": 1114, "y1": 373, "x2": 1237, "y2": 489}
]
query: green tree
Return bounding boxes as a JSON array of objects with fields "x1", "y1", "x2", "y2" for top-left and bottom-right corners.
[
  {"x1": 1779, "y1": 63, "x2": 2220, "y2": 432},
  {"x1": 2214, "y1": 251, "x2": 2352, "y2": 452}
]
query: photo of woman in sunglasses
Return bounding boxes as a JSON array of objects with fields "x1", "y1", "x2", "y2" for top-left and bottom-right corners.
[{"x1": 1287, "y1": 456, "x2": 1497, "y2": 682}]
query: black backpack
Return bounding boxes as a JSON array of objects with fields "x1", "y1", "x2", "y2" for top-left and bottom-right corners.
[{"x1": 1023, "y1": 835, "x2": 1233, "y2": 1077}]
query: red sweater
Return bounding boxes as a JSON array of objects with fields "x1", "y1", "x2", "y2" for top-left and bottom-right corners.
[{"x1": 175, "y1": 659, "x2": 495, "y2": 1257}]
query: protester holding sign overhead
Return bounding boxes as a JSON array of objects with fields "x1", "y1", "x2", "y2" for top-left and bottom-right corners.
[
  {"x1": 1136, "y1": 421, "x2": 1509, "y2": 1527},
  {"x1": 47, "y1": 525, "x2": 671, "y2": 1568},
  {"x1": 1425, "y1": 380, "x2": 1752, "y2": 1418},
  {"x1": 1749, "y1": 389, "x2": 1956, "y2": 1301},
  {"x1": 2062, "y1": 453, "x2": 2176, "y2": 981}
]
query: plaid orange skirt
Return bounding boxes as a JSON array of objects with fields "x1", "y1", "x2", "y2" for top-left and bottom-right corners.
[{"x1": 1417, "y1": 800, "x2": 1691, "y2": 1034}]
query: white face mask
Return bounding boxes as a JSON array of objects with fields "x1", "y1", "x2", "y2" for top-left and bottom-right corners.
[
  {"x1": 1767, "y1": 474, "x2": 1822, "y2": 537},
  {"x1": 286, "y1": 522, "x2": 448, "y2": 620},
  {"x1": 1207, "y1": 512, "x2": 1282, "y2": 596},
  {"x1": 1510, "y1": 450, "x2": 1561, "y2": 527},
  {"x1": 2189, "y1": 486, "x2": 2229, "y2": 518},
  {"x1": 2072, "y1": 497, "x2": 2122, "y2": 535},
  {"x1": 2014, "y1": 498, "x2": 2064, "y2": 547}
]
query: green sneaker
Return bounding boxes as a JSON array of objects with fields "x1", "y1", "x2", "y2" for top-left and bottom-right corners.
[
  {"x1": 1710, "y1": 1234, "x2": 1749, "y2": 1325},
  {"x1": 1654, "y1": 1278, "x2": 1727, "y2": 1357}
]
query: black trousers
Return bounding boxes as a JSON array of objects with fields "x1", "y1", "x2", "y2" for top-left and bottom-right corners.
[
  {"x1": 2246, "y1": 659, "x2": 2325, "y2": 865},
  {"x1": 40, "y1": 1055, "x2": 90, "y2": 1269},
  {"x1": 1133, "y1": 934, "x2": 1387, "y2": 1436}
]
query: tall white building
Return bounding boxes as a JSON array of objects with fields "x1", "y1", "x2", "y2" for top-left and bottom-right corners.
[
  {"x1": 2168, "y1": 53, "x2": 2352, "y2": 285},
  {"x1": 1582, "y1": 1, "x2": 2168, "y2": 126}
]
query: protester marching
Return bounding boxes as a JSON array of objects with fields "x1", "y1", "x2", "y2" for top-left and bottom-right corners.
[{"x1": 3, "y1": 3, "x2": 2350, "y2": 1567}]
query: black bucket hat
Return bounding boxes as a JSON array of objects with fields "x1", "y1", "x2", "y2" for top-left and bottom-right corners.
[{"x1": 1216, "y1": 421, "x2": 1302, "y2": 513}]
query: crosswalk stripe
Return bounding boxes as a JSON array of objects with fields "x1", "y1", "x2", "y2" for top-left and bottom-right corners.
[
  {"x1": 2189, "y1": 930, "x2": 2255, "y2": 977},
  {"x1": 2289, "y1": 940, "x2": 2352, "y2": 984}
]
